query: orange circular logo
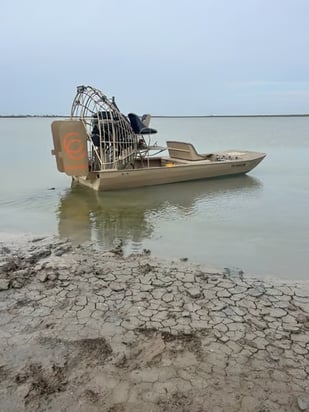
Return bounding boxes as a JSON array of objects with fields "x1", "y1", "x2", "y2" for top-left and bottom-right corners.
[{"x1": 62, "y1": 132, "x2": 86, "y2": 160}]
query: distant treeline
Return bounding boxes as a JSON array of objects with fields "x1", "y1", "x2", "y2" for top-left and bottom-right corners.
[
  {"x1": 152, "y1": 114, "x2": 309, "y2": 118},
  {"x1": 0, "y1": 114, "x2": 309, "y2": 118},
  {"x1": 0, "y1": 115, "x2": 68, "y2": 118}
]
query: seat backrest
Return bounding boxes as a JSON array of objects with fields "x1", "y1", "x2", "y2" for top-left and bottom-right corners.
[
  {"x1": 128, "y1": 113, "x2": 145, "y2": 133},
  {"x1": 166, "y1": 141, "x2": 205, "y2": 161},
  {"x1": 141, "y1": 114, "x2": 151, "y2": 127},
  {"x1": 128, "y1": 113, "x2": 157, "y2": 135}
]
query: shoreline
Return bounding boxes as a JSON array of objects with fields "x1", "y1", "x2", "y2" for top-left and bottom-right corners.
[
  {"x1": 0, "y1": 235, "x2": 308, "y2": 411},
  {"x1": 1, "y1": 231, "x2": 307, "y2": 283}
]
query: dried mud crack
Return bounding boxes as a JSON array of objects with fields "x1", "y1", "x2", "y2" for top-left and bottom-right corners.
[{"x1": 0, "y1": 236, "x2": 309, "y2": 411}]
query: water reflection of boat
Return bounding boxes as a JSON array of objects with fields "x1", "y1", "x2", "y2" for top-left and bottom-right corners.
[{"x1": 57, "y1": 175, "x2": 262, "y2": 248}]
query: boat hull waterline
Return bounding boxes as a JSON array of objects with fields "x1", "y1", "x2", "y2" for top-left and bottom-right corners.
[{"x1": 72, "y1": 152, "x2": 266, "y2": 191}]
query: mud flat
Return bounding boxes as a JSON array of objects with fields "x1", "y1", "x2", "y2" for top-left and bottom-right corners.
[{"x1": 0, "y1": 235, "x2": 309, "y2": 412}]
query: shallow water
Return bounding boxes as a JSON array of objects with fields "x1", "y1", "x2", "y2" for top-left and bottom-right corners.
[{"x1": 0, "y1": 116, "x2": 308, "y2": 279}]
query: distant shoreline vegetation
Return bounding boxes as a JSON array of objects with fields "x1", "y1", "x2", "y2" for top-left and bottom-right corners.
[
  {"x1": 0, "y1": 114, "x2": 308, "y2": 118},
  {"x1": 0, "y1": 115, "x2": 68, "y2": 118}
]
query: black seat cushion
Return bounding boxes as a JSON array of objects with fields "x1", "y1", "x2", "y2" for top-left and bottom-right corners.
[{"x1": 128, "y1": 113, "x2": 157, "y2": 134}]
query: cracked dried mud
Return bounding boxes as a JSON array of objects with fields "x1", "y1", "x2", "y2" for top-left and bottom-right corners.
[{"x1": 0, "y1": 236, "x2": 309, "y2": 411}]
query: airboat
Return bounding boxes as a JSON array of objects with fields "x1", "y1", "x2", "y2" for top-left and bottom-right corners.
[{"x1": 51, "y1": 85, "x2": 266, "y2": 191}]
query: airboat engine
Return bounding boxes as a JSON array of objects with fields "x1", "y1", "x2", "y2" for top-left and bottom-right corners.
[{"x1": 51, "y1": 85, "x2": 156, "y2": 177}]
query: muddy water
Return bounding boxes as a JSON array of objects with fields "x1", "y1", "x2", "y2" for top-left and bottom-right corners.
[{"x1": 0, "y1": 116, "x2": 309, "y2": 279}]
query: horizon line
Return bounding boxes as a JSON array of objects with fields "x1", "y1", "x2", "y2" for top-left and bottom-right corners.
[{"x1": 0, "y1": 113, "x2": 308, "y2": 118}]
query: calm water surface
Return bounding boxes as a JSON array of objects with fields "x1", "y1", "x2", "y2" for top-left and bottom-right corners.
[{"x1": 0, "y1": 116, "x2": 308, "y2": 280}]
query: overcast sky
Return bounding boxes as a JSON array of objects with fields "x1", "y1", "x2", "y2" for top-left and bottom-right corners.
[{"x1": 1, "y1": 0, "x2": 309, "y2": 115}]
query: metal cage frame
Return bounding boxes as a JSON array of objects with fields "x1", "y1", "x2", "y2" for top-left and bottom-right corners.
[{"x1": 71, "y1": 85, "x2": 138, "y2": 171}]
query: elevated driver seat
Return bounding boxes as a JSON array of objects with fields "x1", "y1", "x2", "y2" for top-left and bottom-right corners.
[{"x1": 128, "y1": 113, "x2": 157, "y2": 135}]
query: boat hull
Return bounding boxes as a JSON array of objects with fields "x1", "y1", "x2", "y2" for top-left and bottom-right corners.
[{"x1": 72, "y1": 151, "x2": 266, "y2": 191}]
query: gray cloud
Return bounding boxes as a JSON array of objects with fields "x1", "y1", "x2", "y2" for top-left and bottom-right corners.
[{"x1": 1, "y1": 0, "x2": 309, "y2": 115}]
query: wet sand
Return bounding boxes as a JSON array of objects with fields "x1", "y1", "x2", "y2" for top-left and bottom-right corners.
[{"x1": 0, "y1": 235, "x2": 309, "y2": 412}]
